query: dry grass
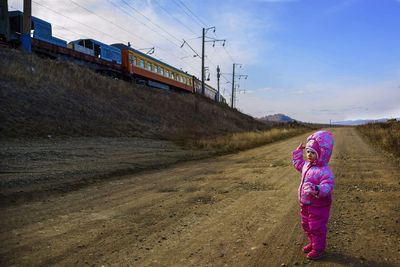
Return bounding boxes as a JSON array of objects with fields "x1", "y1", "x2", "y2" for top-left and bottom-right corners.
[
  {"x1": 186, "y1": 126, "x2": 311, "y2": 153},
  {"x1": 357, "y1": 121, "x2": 400, "y2": 157},
  {"x1": 0, "y1": 47, "x2": 316, "y2": 154},
  {"x1": 0, "y1": 47, "x2": 272, "y2": 139}
]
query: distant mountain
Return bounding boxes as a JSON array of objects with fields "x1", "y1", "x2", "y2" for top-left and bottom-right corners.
[
  {"x1": 332, "y1": 117, "x2": 399, "y2": 126},
  {"x1": 259, "y1": 113, "x2": 296, "y2": 123}
]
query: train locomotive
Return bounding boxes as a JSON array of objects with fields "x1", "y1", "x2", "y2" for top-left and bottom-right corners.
[{"x1": 0, "y1": 6, "x2": 226, "y2": 104}]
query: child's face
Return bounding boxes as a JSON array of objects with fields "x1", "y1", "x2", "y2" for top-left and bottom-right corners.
[{"x1": 306, "y1": 149, "x2": 317, "y2": 162}]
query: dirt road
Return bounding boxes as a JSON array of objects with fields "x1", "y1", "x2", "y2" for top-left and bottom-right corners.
[
  {"x1": 0, "y1": 137, "x2": 211, "y2": 204},
  {"x1": 1, "y1": 127, "x2": 399, "y2": 266}
]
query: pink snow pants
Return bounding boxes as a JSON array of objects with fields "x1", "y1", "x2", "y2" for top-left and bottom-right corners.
[{"x1": 300, "y1": 204, "x2": 331, "y2": 252}]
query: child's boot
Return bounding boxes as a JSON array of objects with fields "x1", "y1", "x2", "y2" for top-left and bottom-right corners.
[
  {"x1": 307, "y1": 250, "x2": 323, "y2": 260},
  {"x1": 302, "y1": 243, "x2": 312, "y2": 253}
]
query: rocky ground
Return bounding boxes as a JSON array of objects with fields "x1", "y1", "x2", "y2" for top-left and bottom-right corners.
[{"x1": 0, "y1": 127, "x2": 399, "y2": 266}]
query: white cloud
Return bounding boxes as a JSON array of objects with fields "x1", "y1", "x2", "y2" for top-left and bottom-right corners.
[{"x1": 238, "y1": 79, "x2": 400, "y2": 123}]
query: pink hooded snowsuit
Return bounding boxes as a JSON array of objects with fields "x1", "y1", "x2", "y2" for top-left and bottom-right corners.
[{"x1": 292, "y1": 130, "x2": 334, "y2": 252}]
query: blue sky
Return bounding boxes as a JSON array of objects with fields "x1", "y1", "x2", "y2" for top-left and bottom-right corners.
[{"x1": 9, "y1": 0, "x2": 400, "y2": 123}]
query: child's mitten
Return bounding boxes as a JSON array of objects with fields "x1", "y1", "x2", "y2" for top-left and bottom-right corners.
[
  {"x1": 303, "y1": 182, "x2": 319, "y2": 196},
  {"x1": 297, "y1": 143, "x2": 305, "y2": 150}
]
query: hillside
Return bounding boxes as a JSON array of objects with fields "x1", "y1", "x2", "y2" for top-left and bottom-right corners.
[
  {"x1": 333, "y1": 118, "x2": 399, "y2": 125},
  {"x1": 0, "y1": 47, "x2": 270, "y2": 140},
  {"x1": 259, "y1": 113, "x2": 296, "y2": 123}
]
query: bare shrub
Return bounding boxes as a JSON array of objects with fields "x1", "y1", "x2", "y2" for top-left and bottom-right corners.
[
  {"x1": 357, "y1": 121, "x2": 400, "y2": 157},
  {"x1": 185, "y1": 127, "x2": 310, "y2": 153}
]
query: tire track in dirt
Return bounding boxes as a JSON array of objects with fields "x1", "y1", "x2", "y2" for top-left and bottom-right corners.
[{"x1": 0, "y1": 128, "x2": 399, "y2": 266}]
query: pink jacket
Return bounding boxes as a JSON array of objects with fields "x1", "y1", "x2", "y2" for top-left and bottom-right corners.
[{"x1": 292, "y1": 131, "x2": 334, "y2": 207}]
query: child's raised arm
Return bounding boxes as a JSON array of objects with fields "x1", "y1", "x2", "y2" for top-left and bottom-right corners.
[{"x1": 292, "y1": 143, "x2": 305, "y2": 172}]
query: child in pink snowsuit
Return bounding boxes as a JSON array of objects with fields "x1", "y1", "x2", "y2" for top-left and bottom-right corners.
[{"x1": 292, "y1": 130, "x2": 334, "y2": 260}]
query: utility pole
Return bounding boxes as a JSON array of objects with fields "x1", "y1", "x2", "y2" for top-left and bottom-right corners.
[
  {"x1": 22, "y1": 0, "x2": 32, "y2": 53},
  {"x1": 217, "y1": 65, "x2": 220, "y2": 102},
  {"x1": 230, "y1": 63, "x2": 248, "y2": 109},
  {"x1": 201, "y1": 28, "x2": 205, "y2": 95},
  {"x1": 201, "y1": 27, "x2": 226, "y2": 95},
  {"x1": 231, "y1": 63, "x2": 235, "y2": 108}
]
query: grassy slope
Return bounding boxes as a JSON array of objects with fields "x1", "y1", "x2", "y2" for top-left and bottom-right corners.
[
  {"x1": 357, "y1": 121, "x2": 400, "y2": 158},
  {"x1": 0, "y1": 47, "x2": 275, "y2": 140}
]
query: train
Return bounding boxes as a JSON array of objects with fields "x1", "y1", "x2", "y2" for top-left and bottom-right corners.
[{"x1": 0, "y1": 5, "x2": 227, "y2": 104}]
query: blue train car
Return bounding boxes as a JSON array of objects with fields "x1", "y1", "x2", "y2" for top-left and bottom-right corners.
[
  {"x1": 8, "y1": 11, "x2": 67, "y2": 47},
  {"x1": 68, "y1": 39, "x2": 121, "y2": 64},
  {"x1": 0, "y1": 0, "x2": 10, "y2": 42},
  {"x1": 31, "y1": 16, "x2": 66, "y2": 47}
]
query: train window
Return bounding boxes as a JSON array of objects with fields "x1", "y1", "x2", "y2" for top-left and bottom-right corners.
[
  {"x1": 160, "y1": 67, "x2": 164, "y2": 76},
  {"x1": 94, "y1": 44, "x2": 101, "y2": 57},
  {"x1": 134, "y1": 56, "x2": 137, "y2": 65},
  {"x1": 183, "y1": 77, "x2": 186, "y2": 84},
  {"x1": 171, "y1": 73, "x2": 175, "y2": 80},
  {"x1": 154, "y1": 65, "x2": 158, "y2": 73},
  {"x1": 147, "y1": 62, "x2": 152, "y2": 71},
  {"x1": 129, "y1": 55, "x2": 133, "y2": 64},
  {"x1": 85, "y1": 40, "x2": 94, "y2": 49},
  {"x1": 166, "y1": 70, "x2": 170, "y2": 78},
  {"x1": 139, "y1": 59, "x2": 144, "y2": 68}
]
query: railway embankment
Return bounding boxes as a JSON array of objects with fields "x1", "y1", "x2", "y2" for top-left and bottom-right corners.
[
  {"x1": 1, "y1": 47, "x2": 272, "y2": 140},
  {"x1": 0, "y1": 46, "x2": 313, "y2": 203}
]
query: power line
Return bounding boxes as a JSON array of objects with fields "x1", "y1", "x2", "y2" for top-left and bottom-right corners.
[
  {"x1": 172, "y1": 0, "x2": 203, "y2": 29},
  {"x1": 120, "y1": 0, "x2": 182, "y2": 44},
  {"x1": 108, "y1": 0, "x2": 202, "y2": 74},
  {"x1": 117, "y1": 0, "x2": 198, "y2": 60},
  {"x1": 107, "y1": 1, "x2": 177, "y2": 47},
  {"x1": 69, "y1": 0, "x2": 199, "y2": 74},
  {"x1": 68, "y1": 0, "x2": 151, "y2": 46},
  {"x1": 51, "y1": 24, "x2": 90, "y2": 40},
  {"x1": 110, "y1": 4, "x2": 199, "y2": 74},
  {"x1": 31, "y1": 1, "x2": 125, "y2": 43},
  {"x1": 210, "y1": 26, "x2": 235, "y2": 64},
  {"x1": 175, "y1": 0, "x2": 208, "y2": 28},
  {"x1": 223, "y1": 45, "x2": 235, "y2": 63},
  {"x1": 16, "y1": 1, "x2": 201, "y2": 79},
  {"x1": 152, "y1": 0, "x2": 197, "y2": 35}
]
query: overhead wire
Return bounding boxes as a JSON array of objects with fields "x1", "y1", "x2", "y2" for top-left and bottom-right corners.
[
  {"x1": 116, "y1": 0, "x2": 199, "y2": 61},
  {"x1": 152, "y1": 0, "x2": 197, "y2": 35},
  {"x1": 51, "y1": 24, "x2": 91, "y2": 41},
  {"x1": 30, "y1": 1, "x2": 125, "y2": 43},
  {"x1": 166, "y1": 0, "x2": 227, "y2": 85},
  {"x1": 13, "y1": 0, "x2": 209, "y2": 82},
  {"x1": 175, "y1": 0, "x2": 209, "y2": 28},
  {"x1": 107, "y1": 1, "x2": 176, "y2": 47},
  {"x1": 171, "y1": 0, "x2": 203, "y2": 29},
  {"x1": 161, "y1": 0, "x2": 235, "y2": 96},
  {"x1": 68, "y1": 0, "x2": 151, "y2": 46},
  {"x1": 107, "y1": 0, "x2": 199, "y2": 74},
  {"x1": 10, "y1": 3, "x2": 91, "y2": 41},
  {"x1": 120, "y1": 0, "x2": 183, "y2": 44},
  {"x1": 67, "y1": 0, "x2": 198, "y2": 74}
]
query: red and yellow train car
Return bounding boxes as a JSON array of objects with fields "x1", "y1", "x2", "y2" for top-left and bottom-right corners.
[{"x1": 112, "y1": 43, "x2": 193, "y2": 92}]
